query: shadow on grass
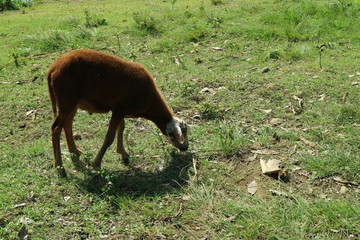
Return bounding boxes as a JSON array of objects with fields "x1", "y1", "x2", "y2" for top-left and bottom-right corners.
[{"x1": 76, "y1": 151, "x2": 194, "y2": 198}]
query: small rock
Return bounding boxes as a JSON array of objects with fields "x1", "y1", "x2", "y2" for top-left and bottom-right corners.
[
  {"x1": 182, "y1": 195, "x2": 191, "y2": 201},
  {"x1": 260, "y1": 159, "x2": 281, "y2": 174},
  {"x1": 318, "y1": 94, "x2": 326, "y2": 101},
  {"x1": 199, "y1": 87, "x2": 215, "y2": 94},
  {"x1": 260, "y1": 109, "x2": 272, "y2": 114},
  {"x1": 212, "y1": 47, "x2": 223, "y2": 51},
  {"x1": 13, "y1": 203, "x2": 26, "y2": 208},
  {"x1": 247, "y1": 154, "x2": 257, "y2": 162},
  {"x1": 26, "y1": 110, "x2": 35, "y2": 116},
  {"x1": 270, "y1": 118, "x2": 283, "y2": 126},
  {"x1": 247, "y1": 180, "x2": 258, "y2": 195},
  {"x1": 340, "y1": 186, "x2": 348, "y2": 194}
]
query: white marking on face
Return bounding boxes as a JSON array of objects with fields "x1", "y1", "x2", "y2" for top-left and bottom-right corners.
[
  {"x1": 166, "y1": 118, "x2": 182, "y2": 140},
  {"x1": 166, "y1": 117, "x2": 188, "y2": 151}
]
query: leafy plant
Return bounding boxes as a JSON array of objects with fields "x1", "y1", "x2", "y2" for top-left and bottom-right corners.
[
  {"x1": 0, "y1": 0, "x2": 18, "y2": 11},
  {"x1": 0, "y1": 0, "x2": 34, "y2": 11},
  {"x1": 206, "y1": 14, "x2": 223, "y2": 28},
  {"x1": 268, "y1": 50, "x2": 281, "y2": 59},
  {"x1": 133, "y1": 12, "x2": 158, "y2": 32}
]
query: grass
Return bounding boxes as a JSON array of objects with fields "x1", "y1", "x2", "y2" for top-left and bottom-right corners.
[{"x1": 1, "y1": 0, "x2": 360, "y2": 239}]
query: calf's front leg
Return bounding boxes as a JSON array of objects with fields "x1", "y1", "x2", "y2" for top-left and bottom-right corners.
[{"x1": 93, "y1": 112, "x2": 124, "y2": 169}]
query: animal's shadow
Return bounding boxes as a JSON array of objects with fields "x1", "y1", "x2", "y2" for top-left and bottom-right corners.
[{"x1": 74, "y1": 151, "x2": 194, "y2": 198}]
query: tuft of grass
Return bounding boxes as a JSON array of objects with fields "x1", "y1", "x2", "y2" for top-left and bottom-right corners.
[
  {"x1": 301, "y1": 148, "x2": 360, "y2": 181},
  {"x1": 336, "y1": 104, "x2": 360, "y2": 124},
  {"x1": 84, "y1": 9, "x2": 107, "y2": 28},
  {"x1": 35, "y1": 30, "x2": 72, "y2": 52},
  {"x1": 0, "y1": 0, "x2": 35, "y2": 11},
  {"x1": 196, "y1": 100, "x2": 224, "y2": 120},
  {"x1": 132, "y1": 11, "x2": 159, "y2": 33},
  {"x1": 216, "y1": 124, "x2": 250, "y2": 157}
]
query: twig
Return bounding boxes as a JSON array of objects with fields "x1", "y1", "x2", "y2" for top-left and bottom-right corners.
[
  {"x1": 26, "y1": 49, "x2": 69, "y2": 59},
  {"x1": 192, "y1": 157, "x2": 198, "y2": 182},
  {"x1": 0, "y1": 80, "x2": 27, "y2": 85}
]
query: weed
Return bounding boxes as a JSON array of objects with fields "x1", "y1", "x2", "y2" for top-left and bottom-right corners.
[
  {"x1": 184, "y1": 9, "x2": 193, "y2": 18},
  {"x1": 0, "y1": 0, "x2": 34, "y2": 11},
  {"x1": 317, "y1": 43, "x2": 326, "y2": 69},
  {"x1": 187, "y1": 24, "x2": 208, "y2": 42},
  {"x1": 179, "y1": 81, "x2": 197, "y2": 98},
  {"x1": 133, "y1": 12, "x2": 158, "y2": 33},
  {"x1": 210, "y1": 0, "x2": 223, "y2": 6},
  {"x1": 1, "y1": 0, "x2": 17, "y2": 11},
  {"x1": 11, "y1": 53, "x2": 19, "y2": 67},
  {"x1": 76, "y1": 26, "x2": 97, "y2": 40},
  {"x1": 206, "y1": 14, "x2": 223, "y2": 28},
  {"x1": 84, "y1": 9, "x2": 107, "y2": 28},
  {"x1": 61, "y1": 15, "x2": 81, "y2": 28},
  {"x1": 196, "y1": 100, "x2": 223, "y2": 120},
  {"x1": 216, "y1": 124, "x2": 249, "y2": 157},
  {"x1": 268, "y1": 50, "x2": 281, "y2": 60},
  {"x1": 330, "y1": 0, "x2": 357, "y2": 16},
  {"x1": 284, "y1": 44, "x2": 309, "y2": 61}
]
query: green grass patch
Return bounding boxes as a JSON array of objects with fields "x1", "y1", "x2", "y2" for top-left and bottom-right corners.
[{"x1": 1, "y1": 0, "x2": 359, "y2": 239}]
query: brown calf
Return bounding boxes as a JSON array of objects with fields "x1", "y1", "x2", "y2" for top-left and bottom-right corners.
[{"x1": 47, "y1": 49, "x2": 188, "y2": 175}]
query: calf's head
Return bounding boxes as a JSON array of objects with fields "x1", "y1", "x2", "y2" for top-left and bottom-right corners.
[{"x1": 166, "y1": 117, "x2": 188, "y2": 151}]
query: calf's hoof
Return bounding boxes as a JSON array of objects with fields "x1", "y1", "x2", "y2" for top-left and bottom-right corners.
[
  {"x1": 122, "y1": 157, "x2": 130, "y2": 166},
  {"x1": 56, "y1": 166, "x2": 67, "y2": 178}
]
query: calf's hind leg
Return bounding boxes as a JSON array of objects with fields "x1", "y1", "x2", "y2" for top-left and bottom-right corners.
[
  {"x1": 116, "y1": 118, "x2": 130, "y2": 165},
  {"x1": 63, "y1": 108, "x2": 82, "y2": 155},
  {"x1": 51, "y1": 109, "x2": 75, "y2": 177},
  {"x1": 52, "y1": 116, "x2": 65, "y2": 169}
]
